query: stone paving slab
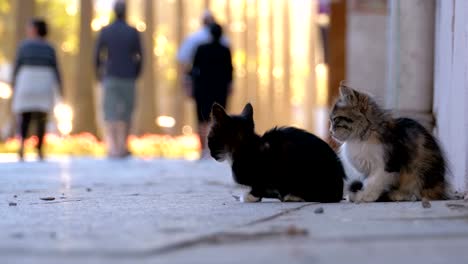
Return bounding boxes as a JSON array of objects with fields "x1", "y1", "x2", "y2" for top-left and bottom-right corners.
[{"x1": 0, "y1": 158, "x2": 467, "y2": 264}]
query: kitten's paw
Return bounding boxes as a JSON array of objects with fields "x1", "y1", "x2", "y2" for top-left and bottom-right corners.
[
  {"x1": 354, "y1": 190, "x2": 380, "y2": 203},
  {"x1": 240, "y1": 192, "x2": 261, "y2": 203},
  {"x1": 347, "y1": 192, "x2": 358, "y2": 202},
  {"x1": 283, "y1": 194, "x2": 305, "y2": 202}
]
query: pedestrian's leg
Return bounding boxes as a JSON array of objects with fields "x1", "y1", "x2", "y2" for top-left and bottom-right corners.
[
  {"x1": 104, "y1": 122, "x2": 119, "y2": 157},
  {"x1": 101, "y1": 79, "x2": 121, "y2": 158},
  {"x1": 35, "y1": 112, "x2": 47, "y2": 161},
  {"x1": 115, "y1": 121, "x2": 130, "y2": 157},
  {"x1": 18, "y1": 112, "x2": 32, "y2": 161},
  {"x1": 111, "y1": 123, "x2": 120, "y2": 158},
  {"x1": 120, "y1": 81, "x2": 135, "y2": 157},
  {"x1": 198, "y1": 121, "x2": 210, "y2": 159},
  {"x1": 123, "y1": 120, "x2": 132, "y2": 156}
]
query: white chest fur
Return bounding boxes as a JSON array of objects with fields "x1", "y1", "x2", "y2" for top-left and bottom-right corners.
[{"x1": 340, "y1": 140, "x2": 385, "y2": 177}]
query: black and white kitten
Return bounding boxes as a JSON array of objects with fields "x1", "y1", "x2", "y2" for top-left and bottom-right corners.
[{"x1": 208, "y1": 103, "x2": 345, "y2": 203}]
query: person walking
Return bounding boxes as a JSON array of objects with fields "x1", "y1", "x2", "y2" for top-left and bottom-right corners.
[
  {"x1": 177, "y1": 10, "x2": 229, "y2": 97},
  {"x1": 177, "y1": 10, "x2": 229, "y2": 78},
  {"x1": 177, "y1": 11, "x2": 230, "y2": 159},
  {"x1": 94, "y1": 1, "x2": 143, "y2": 158},
  {"x1": 12, "y1": 18, "x2": 62, "y2": 161},
  {"x1": 190, "y1": 23, "x2": 233, "y2": 158}
]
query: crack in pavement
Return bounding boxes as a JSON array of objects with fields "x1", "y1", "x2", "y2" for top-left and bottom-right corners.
[
  {"x1": 0, "y1": 203, "x2": 314, "y2": 259},
  {"x1": 141, "y1": 228, "x2": 308, "y2": 257},
  {"x1": 4, "y1": 231, "x2": 468, "y2": 259},
  {"x1": 29, "y1": 199, "x2": 83, "y2": 205},
  {"x1": 0, "y1": 228, "x2": 308, "y2": 259},
  {"x1": 240, "y1": 203, "x2": 317, "y2": 227},
  {"x1": 143, "y1": 203, "x2": 314, "y2": 256}
]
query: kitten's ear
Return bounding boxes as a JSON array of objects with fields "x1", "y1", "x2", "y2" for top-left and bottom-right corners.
[
  {"x1": 339, "y1": 82, "x2": 358, "y2": 103},
  {"x1": 241, "y1": 103, "x2": 254, "y2": 120},
  {"x1": 211, "y1": 103, "x2": 229, "y2": 123}
]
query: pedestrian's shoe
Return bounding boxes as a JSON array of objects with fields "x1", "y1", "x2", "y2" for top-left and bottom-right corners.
[
  {"x1": 38, "y1": 148, "x2": 45, "y2": 161},
  {"x1": 18, "y1": 147, "x2": 24, "y2": 162},
  {"x1": 119, "y1": 150, "x2": 132, "y2": 158}
]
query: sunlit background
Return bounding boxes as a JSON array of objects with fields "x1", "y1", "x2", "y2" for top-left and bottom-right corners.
[{"x1": 0, "y1": 0, "x2": 329, "y2": 157}]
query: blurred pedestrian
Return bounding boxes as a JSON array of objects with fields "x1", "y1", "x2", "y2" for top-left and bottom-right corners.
[
  {"x1": 177, "y1": 10, "x2": 229, "y2": 98},
  {"x1": 94, "y1": 1, "x2": 143, "y2": 158},
  {"x1": 190, "y1": 23, "x2": 233, "y2": 158},
  {"x1": 12, "y1": 18, "x2": 62, "y2": 161}
]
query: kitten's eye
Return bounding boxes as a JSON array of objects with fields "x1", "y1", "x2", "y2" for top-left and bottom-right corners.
[{"x1": 333, "y1": 116, "x2": 354, "y2": 123}]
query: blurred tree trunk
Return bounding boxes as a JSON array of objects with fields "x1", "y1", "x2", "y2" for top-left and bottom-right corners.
[
  {"x1": 71, "y1": 0, "x2": 97, "y2": 135},
  {"x1": 327, "y1": 0, "x2": 347, "y2": 149},
  {"x1": 174, "y1": 0, "x2": 185, "y2": 135},
  {"x1": 327, "y1": 0, "x2": 346, "y2": 106},
  {"x1": 133, "y1": 0, "x2": 158, "y2": 135},
  {"x1": 2, "y1": 0, "x2": 36, "y2": 139},
  {"x1": 13, "y1": 0, "x2": 34, "y2": 47},
  {"x1": 306, "y1": 1, "x2": 317, "y2": 132},
  {"x1": 282, "y1": 0, "x2": 291, "y2": 125},
  {"x1": 268, "y1": 2, "x2": 275, "y2": 123}
]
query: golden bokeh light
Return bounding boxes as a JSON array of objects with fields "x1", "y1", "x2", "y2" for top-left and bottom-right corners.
[
  {"x1": 54, "y1": 103, "x2": 74, "y2": 135},
  {"x1": 182, "y1": 125, "x2": 193, "y2": 135},
  {"x1": 156, "y1": 116, "x2": 176, "y2": 128},
  {"x1": 136, "y1": 21, "x2": 146, "y2": 32},
  {"x1": 65, "y1": 2, "x2": 78, "y2": 16},
  {"x1": 0, "y1": 81, "x2": 12, "y2": 99}
]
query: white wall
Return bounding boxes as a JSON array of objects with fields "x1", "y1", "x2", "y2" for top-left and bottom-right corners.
[
  {"x1": 386, "y1": 0, "x2": 435, "y2": 130},
  {"x1": 434, "y1": 0, "x2": 468, "y2": 192},
  {"x1": 346, "y1": 5, "x2": 387, "y2": 103}
]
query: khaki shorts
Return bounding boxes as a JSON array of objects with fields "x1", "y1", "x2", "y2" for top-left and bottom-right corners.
[{"x1": 102, "y1": 77, "x2": 135, "y2": 122}]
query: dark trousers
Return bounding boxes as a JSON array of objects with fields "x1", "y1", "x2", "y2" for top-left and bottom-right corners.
[{"x1": 19, "y1": 112, "x2": 48, "y2": 151}]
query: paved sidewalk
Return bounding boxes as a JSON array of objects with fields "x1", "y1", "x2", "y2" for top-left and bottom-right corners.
[{"x1": 0, "y1": 158, "x2": 467, "y2": 264}]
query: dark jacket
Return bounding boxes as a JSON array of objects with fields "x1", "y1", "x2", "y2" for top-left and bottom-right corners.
[
  {"x1": 191, "y1": 41, "x2": 233, "y2": 95},
  {"x1": 94, "y1": 19, "x2": 143, "y2": 80}
]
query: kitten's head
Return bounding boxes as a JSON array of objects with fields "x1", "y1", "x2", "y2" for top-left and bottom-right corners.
[
  {"x1": 208, "y1": 103, "x2": 255, "y2": 161},
  {"x1": 329, "y1": 82, "x2": 382, "y2": 142}
]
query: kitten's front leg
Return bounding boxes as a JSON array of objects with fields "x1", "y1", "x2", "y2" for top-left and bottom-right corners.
[
  {"x1": 347, "y1": 180, "x2": 363, "y2": 202},
  {"x1": 240, "y1": 188, "x2": 263, "y2": 203},
  {"x1": 340, "y1": 152, "x2": 365, "y2": 201},
  {"x1": 353, "y1": 170, "x2": 396, "y2": 203}
]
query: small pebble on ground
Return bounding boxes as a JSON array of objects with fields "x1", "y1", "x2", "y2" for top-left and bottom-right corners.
[
  {"x1": 40, "y1": 197, "x2": 55, "y2": 201},
  {"x1": 422, "y1": 198, "x2": 431, "y2": 208},
  {"x1": 314, "y1": 207, "x2": 324, "y2": 214},
  {"x1": 10, "y1": 232, "x2": 24, "y2": 239}
]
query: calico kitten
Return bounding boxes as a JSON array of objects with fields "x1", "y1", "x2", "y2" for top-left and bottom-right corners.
[
  {"x1": 329, "y1": 83, "x2": 447, "y2": 202},
  {"x1": 208, "y1": 103, "x2": 345, "y2": 203}
]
